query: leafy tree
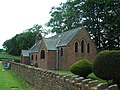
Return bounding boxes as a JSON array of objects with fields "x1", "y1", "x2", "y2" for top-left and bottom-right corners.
[
  {"x1": 3, "y1": 24, "x2": 47, "y2": 56},
  {"x1": 0, "y1": 49, "x2": 4, "y2": 52},
  {"x1": 47, "y1": 0, "x2": 120, "y2": 51},
  {"x1": 47, "y1": 0, "x2": 82, "y2": 33}
]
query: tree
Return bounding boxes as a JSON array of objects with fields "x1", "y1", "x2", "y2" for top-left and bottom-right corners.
[
  {"x1": 0, "y1": 49, "x2": 4, "y2": 52},
  {"x1": 47, "y1": 0, "x2": 82, "y2": 33},
  {"x1": 93, "y1": 50, "x2": 120, "y2": 86},
  {"x1": 3, "y1": 24, "x2": 47, "y2": 56},
  {"x1": 47, "y1": 0, "x2": 120, "y2": 51}
]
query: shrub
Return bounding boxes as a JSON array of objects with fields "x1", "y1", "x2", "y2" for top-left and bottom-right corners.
[
  {"x1": 93, "y1": 50, "x2": 120, "y2": 85},
  {"x1": 70, "y1": 59, "x2": 92, "y2": 78}
]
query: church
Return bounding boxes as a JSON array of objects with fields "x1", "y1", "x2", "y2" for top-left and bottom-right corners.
[{"x1": 21, "y1": 27, "x2": 97, "y2": 70}]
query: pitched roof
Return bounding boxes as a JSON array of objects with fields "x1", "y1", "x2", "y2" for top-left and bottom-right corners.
[
  {"x1": 48, "y1": 27, "x2": 81, "y2": 47},
  {"x1": 44, "y1": 38, "x2": 57, "y2": 50},
  {"x1": 57, "y1": 27, "x2": 81, "y2": 46},
  {"x1": 30, "y1": 27, "x2": 82, "y2": 51},
  {"x1": 21, "y1": 50, "x2": 30, "y2": 57},
  {"x1": 29, "y1": 40, "x2": 41, "y2": 52}
]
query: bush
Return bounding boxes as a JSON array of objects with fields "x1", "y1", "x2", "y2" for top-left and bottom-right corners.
[
  {"x1": 70, "y1": 59, "x2": 92, "y2": 78},
  {"x1": 93, "y1": 50, "x2": 120, "y2": 84}
]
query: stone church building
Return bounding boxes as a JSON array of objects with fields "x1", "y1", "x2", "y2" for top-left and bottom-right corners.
[{"x1": 21, "y1": 27, "x2": 96, "y2": 70}]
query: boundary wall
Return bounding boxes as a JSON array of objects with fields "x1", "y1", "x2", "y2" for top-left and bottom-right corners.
[{"x1": 10, "y1": 61, "x2": 118, "y2": 90}]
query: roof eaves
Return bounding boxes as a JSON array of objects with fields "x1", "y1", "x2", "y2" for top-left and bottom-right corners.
[
  {"x1": 21, "y1": 50, "x2": 30, "y2": 57},
  {"x1": 56, "y1": 44, "x2": 67, "y2": 47}
]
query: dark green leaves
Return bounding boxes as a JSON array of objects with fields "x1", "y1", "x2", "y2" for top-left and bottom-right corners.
[{"x1": 3, "y1": 24, "x2": 47, "y2": 56}]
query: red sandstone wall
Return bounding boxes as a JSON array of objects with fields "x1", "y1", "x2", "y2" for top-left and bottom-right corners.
[
  {"x1": 37, "y1": 40, "x2": 48, "y2": 69},
  {"x1": 59, "y1": 29, "x2": 97, "y2": 70},
  {"x1": 21, "y1": 56, "x2": 30, "y2": 65},
  {"x1": 47, "y1": 51, "x2": 56, "y2": 70}
]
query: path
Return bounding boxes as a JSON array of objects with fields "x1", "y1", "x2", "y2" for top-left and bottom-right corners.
[{"x1": 0, "y1": 61, "x2": 31, "y2": 90}]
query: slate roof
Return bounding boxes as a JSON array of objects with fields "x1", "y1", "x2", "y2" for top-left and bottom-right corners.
[
  {"x1": 54, "y1": 27, "x2": 81, "y2": 47},
  {"x1": 44, "y1": 27, "x2": 81, "y2": 50},
  {"x1": 21, "y1": 50, "x2": 30, "y2": 57},
  {"x1": 29, "y1": 27, "x2": 82, "y2": 51},
  {"x1": 44, "y1": 38, "x2": 58, "y2": 50},
  {"x1": 29, "y1": 40, "x2": 41, "y2": 52}
]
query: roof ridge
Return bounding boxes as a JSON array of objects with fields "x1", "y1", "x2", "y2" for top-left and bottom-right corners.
[{"x1": 48, "y1": 27, "x2": 81, "y2": 39}]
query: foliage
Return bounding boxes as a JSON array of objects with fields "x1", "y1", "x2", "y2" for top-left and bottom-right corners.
[
  {"x1": 47, "y1": 1, "x2": 82, "y2": 33},
  {"x1": 47, "y1": 0, "x2": 120, "y2": 51},
  {"x1": 3, "y1": 24, "x2": 47, "y2": 56},
  {"x1": 88, "y1": 73, "x2": 108, "y2": 83},
  {"x1": 93, "y1": 50, "x2": 120, "y2": 85},
  {"x1": 70, "y1": 59, "x2": 92, "y2": 78},
  {"x1": 0, "y1": 52, "x2": 20, "y2": 60},
  {"x1": 0, "y1": 49, "x2": 4, "y2": 52},
  {"x1": 0, "y1": 62, "x2": 32, "y2": 90}
]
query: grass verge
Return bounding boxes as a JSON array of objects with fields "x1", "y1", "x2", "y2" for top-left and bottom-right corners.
[{"x1": 0, "y1": 62, "x2": 32, "y2": 90}]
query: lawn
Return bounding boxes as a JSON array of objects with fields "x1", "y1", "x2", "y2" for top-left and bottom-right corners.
[
  {"x1": 0, "y1": 61, "x2": 32, "y2": 90},
  {"x1": 54, "y1": 70, "x2": 107, "y2": 83},
  {"x1": 0, "y1": 52, "x2": 20, "y2": 61},
  {"x1": 54, "y1": 70, "x2": 77, "y2": 76}
]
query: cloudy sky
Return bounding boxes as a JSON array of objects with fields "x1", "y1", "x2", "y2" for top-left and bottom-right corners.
[{"x1": 0, "y1": 0, "x2": 66, "y2": 48}]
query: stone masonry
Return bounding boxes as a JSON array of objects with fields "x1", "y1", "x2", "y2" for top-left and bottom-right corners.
[{"x1": 10, "y1": 61, "x2": 118, "y2": 90}]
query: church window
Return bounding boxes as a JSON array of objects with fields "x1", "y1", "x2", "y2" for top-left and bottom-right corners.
[
  {"x1": 81, "y1": 40, "x2": 84, "y2": 53},
  {"x1": 40, "y1": 50, "x2": 45, "y2": 59},
  {"x1": 61, "y1": 48, "x2": 63, "y2": 57},
  {"x1": 87, "y1": 43, "x2": 90, "y2": 53},
  {"x1": 31, "y1": 55, "x2": 33, "y2": 60},
  {"x1": 75, "y1": 42, "x2": 78, "y2": 52},
  {"x1": 35, "y1": 55, "x2": 37, "y2": 60}
]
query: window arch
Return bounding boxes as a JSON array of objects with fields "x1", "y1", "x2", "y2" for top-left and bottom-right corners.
[
  {"x1": 81, "y1": 40, "x2": 84, "y2": 53},
  {"x1": 31, "y1": 55, "x2": 33, "y2": 60},
  {"x1": 35, "y1": 55, "x2": 37, "y2": 60},
  {"x1": 61, "y1": 48, "x2": 63, "y2": 57},
  {"x1": 87, "y1": 43, "x2": 90, "y2": 53},
  {"x1": 75, "y1": 42, "x2": 78, "y2": 52},
  {"x1": 40, "y1": 50, "x2": 45, "y2": 59}
]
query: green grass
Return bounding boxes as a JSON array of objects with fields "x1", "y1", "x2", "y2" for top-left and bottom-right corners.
[
  {"x1": 0, "y1": 52, "x2": 20, "y2": 61},
  {"x1": 54, "y1": 70, "x2": 75, "y2": 75},
  {"x1": 0, "y1": 62, "x2": 32, "y2": 90},
  {"x1": 54, "y1": 70, "x2": 107, "y2": 83},
  {"x1": 88, "y1": 73, "x2": 107, "y2": 83}
]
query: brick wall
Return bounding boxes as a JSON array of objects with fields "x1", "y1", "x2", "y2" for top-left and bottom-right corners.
[
  {"x1": 59, "y1": 29, "x2": 97, "y2": 69},
  {"x1": 20, "y1": 56, "x2": 30, "y2": 65},
  {"x1": 37, "y1": 40, "x2": 48, "y2": 69},
  {"x1": 47, "y1": 51, "x2": 56, "y2": 70},
  {"x1": 10, "y1": 61, "x2": 118, "y2": 90}
]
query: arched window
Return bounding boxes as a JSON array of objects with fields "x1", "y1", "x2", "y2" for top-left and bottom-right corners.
[
  {"x1": 31, "y1": 55, "x2": 33, "y2": 60},
  {"x1": 35, "y1": 55, "x2": 37, "y2": 60},
  {"x1": 61, "y1": 48, "x2": 63, "y2": 57},
  {"x1": 75, "y1": 42, "x2": 78, "y2": 52},
  {"x1": 81, "y1": 40, "x2": 84, "y2": 53},
  {"x1": 87, "y1": 43, "x2": 90, "y2": 53},
  {"x1": 40, "y1": 50, "x2": 45, "y2": 59}
]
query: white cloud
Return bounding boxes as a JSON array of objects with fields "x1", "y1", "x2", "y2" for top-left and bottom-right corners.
[{"x1": 0, "y1": 0, "x2": 66, "y2": 48}]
